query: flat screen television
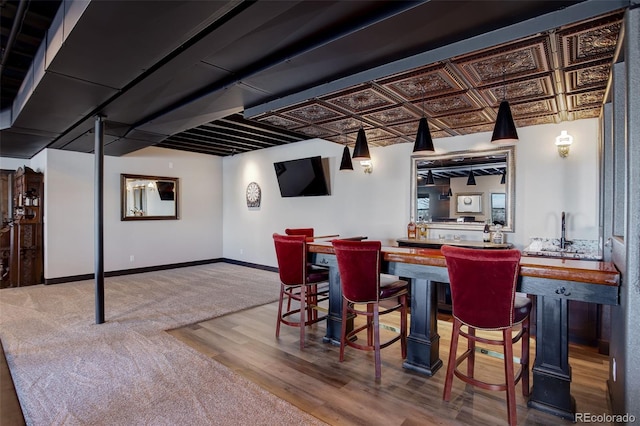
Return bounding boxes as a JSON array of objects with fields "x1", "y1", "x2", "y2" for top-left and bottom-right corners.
[{"x1": 274, "y1": 156, "x2": 330, "y2": 197}]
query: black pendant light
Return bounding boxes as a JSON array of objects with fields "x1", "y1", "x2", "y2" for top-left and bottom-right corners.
[
  {"x1": 466, "y1": 168, "x2": 476, "y2": 185},
  {"x1": 413, "y1": 84, "x2": 435, "y2": 153},
  {"x1": 413, "y1": 117, "x2": 435, "y2": 153},
  {"x1": 500, "y1": 170, "x2": 506, "y2": 184},
  {"x1": 491, "y1": 100, "x2": 519, "y2": 144},
  {"x1": 425, "y1": 169, "x2": 435, "y2": 185},
  {"x1": 339, "y1": 131, "x2": 353, "y2": 171},
  {"x1": 352, "y1": 127, "x2": 371, "y2": 160},
  {"x1": 339, "y1": 145, "x2": 353, "y2": 170},
  {"x1": 491, "y1": 65, "x2": 518, "y2": 144},
  {"x1": 448, "y1": 188, "x2": 453, "y2": 196}
]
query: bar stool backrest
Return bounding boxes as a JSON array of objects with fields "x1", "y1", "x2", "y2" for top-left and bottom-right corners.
[
  {"x1": 273, "y1": 233, "x2": 307, "y2": 286},
  {"x1": 441, "y1": 245, "x2": 521, "y2": 329},
  {"x1": 332, "y1": 239, "x2": 382, "y2": 304}
]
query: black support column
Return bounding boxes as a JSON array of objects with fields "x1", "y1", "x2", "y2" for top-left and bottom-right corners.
[{"x1": 94, "y1": 115, "x2": 105, "y2": 324}]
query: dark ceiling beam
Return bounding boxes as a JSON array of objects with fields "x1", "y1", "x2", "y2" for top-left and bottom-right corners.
[
  {"x1": 197, "y1": 123, "x2": 298, "y2": 146},
  {"x1": 156, "y1": 142, "x2": 231, "y2": 157},
  {"x1": 217, "y1": 114, "x2": 305, "y2": 140},
  {"x1": 157, "y1": 139, "x2": 245, "y2": 156},
  {"x1": 180, "y1": 128, "x2": 279, "y2": 150},
  {"x1": 163, "y1": 133, "x2": 263, "y2": 151}
]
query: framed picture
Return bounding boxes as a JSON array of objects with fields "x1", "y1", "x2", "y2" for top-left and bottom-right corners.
[{"x1": 456, "y1": 193, "x2": 482, "y2": 213}]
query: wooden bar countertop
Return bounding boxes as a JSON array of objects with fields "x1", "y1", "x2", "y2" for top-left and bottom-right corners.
[{"x1": 307, "y1": 241, "x2": 619, "y2": 287}]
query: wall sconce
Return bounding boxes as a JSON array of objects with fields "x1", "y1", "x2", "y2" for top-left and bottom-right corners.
[
  {"x1": 360, "y1": 159, "x2": 373, "y2": 174},
  {"x1": 555, "y1": 130, "x2": 573, "y2": 158}
]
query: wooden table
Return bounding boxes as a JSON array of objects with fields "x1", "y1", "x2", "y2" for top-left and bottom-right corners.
[{"x1": 307, "y1": 241, "x2": 619, "y2": 420}]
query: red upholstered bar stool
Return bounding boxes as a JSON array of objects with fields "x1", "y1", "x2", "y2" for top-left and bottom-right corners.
[
  {"x1": 284, "y1": 228, "x2": 314, "y2": 240},
  {"x1": 440, "y1": 245, "x2": 531, "y2": 426},
  {"x1": 283, "y1": 227, "x2": 322, "y2": 320},
  {"x1": 273, "y1": 233, "x2": 329, "y2": 350},
  {"x1": 332, "y1": 239, "x2": 408, "y2": 381}
]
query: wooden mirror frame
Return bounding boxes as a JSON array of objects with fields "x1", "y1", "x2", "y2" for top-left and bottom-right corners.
[
  {"x1": 410, "y1": 146, "x2": 515, "y2": 232},
  {"x1": 120, "y1": 174, "x2": 179, "y2": 221}
]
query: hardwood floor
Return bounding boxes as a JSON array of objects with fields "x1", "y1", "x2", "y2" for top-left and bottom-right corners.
[
  {"x1": 168, "y1": 301, "x2": 612, "y2": 425},
  {"x1": 0, "y1": 339, "x2": 25, "y2": 426}
]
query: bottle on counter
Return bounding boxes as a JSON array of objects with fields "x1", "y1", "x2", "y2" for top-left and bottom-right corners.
[
  {"x1": 407, "y1": 217, "x2": 417, "y2": 239},
  {"x1": 492, "y1": 224, "x2": 504, "y2": 244},
  {"x1": 483, "y1": 224, "x2": 491, "y2": 242}
]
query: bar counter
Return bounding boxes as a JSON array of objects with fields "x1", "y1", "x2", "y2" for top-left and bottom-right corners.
[{"x1": 307, "y1": 241, "x2": 620, "y2": 420}]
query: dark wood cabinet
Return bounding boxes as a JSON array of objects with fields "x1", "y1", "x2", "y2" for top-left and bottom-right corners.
[{"x1": 9, "y1": 167, "x2": 43, "y2": 287}]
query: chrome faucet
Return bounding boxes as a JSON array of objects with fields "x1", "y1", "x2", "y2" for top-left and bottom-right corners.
[{"x1": 560, "y1": 211, "x2": 572, "y2": 250}]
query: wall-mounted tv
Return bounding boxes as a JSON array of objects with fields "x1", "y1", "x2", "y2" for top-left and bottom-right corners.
[{"x1": 274, "y1": 156, "x2": 330, "y2": 197}]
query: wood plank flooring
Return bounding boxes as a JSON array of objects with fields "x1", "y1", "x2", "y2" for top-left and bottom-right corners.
[
  {"x1": 0, "y1": 339, "x2": 25, "y2": 426},
  {"x1": 168, "y1": 301, "x2": 611, "y2": 425}
]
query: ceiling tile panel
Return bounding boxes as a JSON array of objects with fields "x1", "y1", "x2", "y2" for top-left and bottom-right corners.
[
  {"x1": 279, "y1": 101, "x2": 343, "y2": 124},
  {"x1": 255, "y1": 114, "x2": 307, "y2": 130},
  {"x1": 479, "y1": 75, "x2": 555, "y2": 106},
  {"x1": 363, "y1": 106, "x2": 419, "y2": 126},
  {"x1": 564, "y1": 61, "x2": 612, "y2": 93},
  {"x1": 322, "y1": 85, "x2": 397, "y2": 114},
  {"x1": 510, "y1": 98, "x2": 558, "y2": 118},
  {"x1": 377, "y1": 64, "x2": 466, "y2": 101},
  {"x1": 515, "y1": 115, "x2": 558, "y2": 127},
  {"x1": 415, "y1": 92, "x2": 482, "y2": 117},
  {"x1": 437, "y1": 110, "x2": 494, "y2": 129},
  {"x1": 557, "y1": 15, "x2": 623, "y2": 68},
  {"x1": 453, "y1": 37, "x2": 551, "y2": 87},
  {"x1": 566, "y1": 89, "x2": 606, "y2": 110}
]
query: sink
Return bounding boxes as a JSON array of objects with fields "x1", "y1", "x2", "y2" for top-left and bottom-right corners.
[
  {"x1": 523, "y1": 249, "x2": 600, "y2": 261},
  {"x1": 523, "y1": 238, "x2": 602, "y2": 261}
]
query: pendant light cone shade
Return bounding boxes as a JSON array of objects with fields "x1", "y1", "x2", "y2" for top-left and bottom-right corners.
[
  {"x1": 491, "y1": 100, "x2": 519, "y2": 144},
  {"x1": 466, "y1": 169, "x2": 476, "y2": 185},
  {"x1": 448, "y1": 188, "x2": 452, "y2": 196},
  {"x1": 413, "y1": 117, "x2": 435, "y2": 153},
  {"x1": 339, "y1": 145, "x2": 354, "y2": 170},
  {"x1": 352, "y1": 128, "x2": 371, "y2": 160},
  {"x1": 425, "y1": 170, "x2": 435, "y2": 185},
  {"x1": 500, "y1": 170, "x2": 506, "y2": 184}
]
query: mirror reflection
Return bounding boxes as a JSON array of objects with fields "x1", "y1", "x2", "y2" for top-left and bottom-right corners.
[
  {"x1": 121, "y1": 174, "x2": 179, "y2": 220},
  {"x1": 411, "y1": 146, "x2": 515, "y2": 232}
]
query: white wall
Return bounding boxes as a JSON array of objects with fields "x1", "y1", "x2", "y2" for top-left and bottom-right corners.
[
  {"x1": 222, "y1": 119, "x2": 600, "y2": 268},
  {"x1": 1, "y1": 118, "x2": 600, "y2": 277},
  {"x1": 222, "y1": 138, "x2": 412, "y2": 267},
  {"x1": 39, "y1": 146, "x2": 223, "y2": 279}
]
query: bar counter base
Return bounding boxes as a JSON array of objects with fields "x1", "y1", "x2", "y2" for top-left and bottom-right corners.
[
  {"x1": 403, "y1": 335, "x2": 443, "y2": 376},
  {"x1": 528, "y1": 390, "x2": 576, "y2": 421}
]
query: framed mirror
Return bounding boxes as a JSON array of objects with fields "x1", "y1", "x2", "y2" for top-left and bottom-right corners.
[
  {"x1": 410, "y1": 146, "x2": 515, "y2": 231},
  {"x1": 121, "y1": 174, "x2": 179, "y2": 221}
]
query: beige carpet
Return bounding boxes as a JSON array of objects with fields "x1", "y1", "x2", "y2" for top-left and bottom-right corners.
[{"x1": 0, "y1": 263, "x2": 326, "y2": 426}]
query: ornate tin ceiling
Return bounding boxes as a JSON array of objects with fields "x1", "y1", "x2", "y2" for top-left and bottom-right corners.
[{"x1": 247, "y1": 12, "x2": 622, "y2": 148}]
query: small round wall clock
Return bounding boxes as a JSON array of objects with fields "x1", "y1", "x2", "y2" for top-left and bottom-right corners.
[{"x1": 246, "y1": 182, "x2": 261, "y2": 208}]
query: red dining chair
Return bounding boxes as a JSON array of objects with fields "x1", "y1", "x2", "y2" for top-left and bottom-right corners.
[
  {"x1": 273, "y1": 233, "x2": 329, "y2": 350},
  {"x1": 285, "y1": 228, "x2": 314, "y2": 240},
  {"x1": 332, "y1": 239, "x2": 408, "y2": 381},
  {"x1": 440, "y1": 245, "x2": 531, "y2": 426}
]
